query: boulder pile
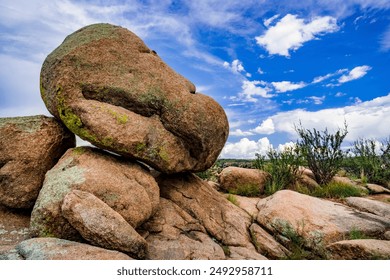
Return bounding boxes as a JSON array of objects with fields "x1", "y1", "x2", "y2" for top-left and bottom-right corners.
[{"x1": 1, "y1": 23, "x2": 389, "y2": 260}]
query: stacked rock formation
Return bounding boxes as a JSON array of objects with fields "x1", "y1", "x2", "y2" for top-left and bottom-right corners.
[
  {"x1": 1, "y1": 23, "x2": 390, "y2": 260},
  {"x1": 1, "y1": 23, "x2": 233, "y2": 260}
]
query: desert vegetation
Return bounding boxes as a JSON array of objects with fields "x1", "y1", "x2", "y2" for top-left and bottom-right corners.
[{"x1": 202, "y1": 122, "x2": 390, "y2": 198}]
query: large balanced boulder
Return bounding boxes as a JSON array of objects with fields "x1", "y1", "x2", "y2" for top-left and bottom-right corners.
[
  {"x1": 219, "y1": 167, "x2": 269, "y2": 196},
  {"x1": 62, "y1": 190, "x2": 148, "y2": 258},
  {"x1": 40, "y1": 23, "x2": 229, "y2": 174},
  {"x1": 0, "y1": 115, "x2": 75, "y2": 208},
  {"x1": 30, "y1": 146, "x2": 159, "y2": 241}
]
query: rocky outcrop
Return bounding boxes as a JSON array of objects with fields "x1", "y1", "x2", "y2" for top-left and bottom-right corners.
[
  {"x1": 219, "y1": 167, "x2": 269, "y2": 196},
  {"x1": 62, "y1": 190, "x2": 148, "y2": 258},
  {"x1": 157, "y1": 173, "x2": 266, "y2": 259},
  {"x1": 224, "y1": 194, "x2": 260, "y2": 217},
  {"x1": 9, "y1": 238, "x2": 132, "y2": 260},
  {"x1": 249, "y1": 223, "x2": 290, "y2": 259},
  {"x1": 327, "y1": 239, "x2": 390, "y2": 260},
  {"x1": 365, "y1": 184, "x2": 390, "y2": 194},
  {"x1": 346, "y1": 197, "x2": 390, "y2": 219},
  {"x1": 0, "y1": 115, "x2": 75, "y2": 208},
  {"x1": 256, "y1": 190, "x2": 390, "y2": 248},
  {"x1": 40, "y1": 23, "x2": 228, "y2": 174},
  {"x1": 30, "y1": 146, "x2": 159, "y2": 240},
  {"x1": 143, "y1": 198, "x2": 225, "y2": 260}
]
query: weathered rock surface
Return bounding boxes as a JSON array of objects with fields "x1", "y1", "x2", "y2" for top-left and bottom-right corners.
[
  {"x1": 0, "y1": 115, "x2": 75, "y2": 208},
  {"x1": 223, "y1": 194, "x2": 260, "y2": 218},
  {"x1": 249, "y1": 223, "x2": 290, "y2": 259},
  {"x1": 30, "y1": 146, "x2": 159, "y2": 240},
  {"x1": 228, "y1": 246, "x2": 267, "y2": 260},
  {"x1": 40, "y1": 23, "x2": 228, "y2": 174},
  {"x1": 157, "y1": 173, "x2": 266, "y2": 259},
  {"x1": 327, "y1": 239, "x2": 390, "y2": 260},
  {"x1": 7, "y1": 238, "x2": 132, "y2": 260},
  {"x1": 143, "y1": 198, "x2": 225, "y2": 260},
  {"x1": 0, "y1": 205, "x2": 30, "y2": 248},
  {"x1": 219, "y1": 167, "x2": 269, "y2": 195},
  {"x1": 62, "y1": 190, "x2": 148, "y2": 258},
  {"x1": 256, "y1": 190, "x2": 390, "y2": 247},
  {"x1": 346, "y1": 197, "x2": 390, "y2": 219},
  {"x1": 365, "y1": 183, "x2": 390, "y2": 194}
]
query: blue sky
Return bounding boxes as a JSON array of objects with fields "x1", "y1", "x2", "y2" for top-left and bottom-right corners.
[{"x1": 1, "y1": 0, "x2": 390, "y2": 158}]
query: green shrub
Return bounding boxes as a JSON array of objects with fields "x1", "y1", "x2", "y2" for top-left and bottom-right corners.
[
  {"x1": 226, "y1": 193, "x2": 239, "y2": 206},
  {"x1": 311, "y1": 182, "x2": 367, "y2": 199},
  {"x1": 230, "y1": 183, "x2": 261, "y2": 197},
  {"x1": 349, "y1": 228, "x2": 369, "y2": 240},
  {"x1": 296, "y1": 122, "x2": 348, "y2": 185},
  {"x1": 348, "y1": 137, "x2": 390, "y2": 186},
  {"x1": 255, "y1": 147, "x2": 303, "y2": 195}
]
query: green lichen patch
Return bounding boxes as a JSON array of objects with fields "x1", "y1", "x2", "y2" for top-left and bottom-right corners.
[
  {"x1": 105, "y1": 108, "x2": 128, "y2": 125},
  {"x1": 35, "y1": 157, "x2": 86, "y2": 208},
  {"x1": 44, "y1": 23, "x2": 120, "y2": 64},
  {"x1": 136, "y1": 142, "x2": 146, "y2": 153},
  {"x1": 72, "y1": 147, "x2": 87, "y2": 156},
  {"x1": 31, "y1": 157, "x2": 86, "y2": 237},
  {"x1": 102, "y1": 192, "x2": 119, "y2": 204}
]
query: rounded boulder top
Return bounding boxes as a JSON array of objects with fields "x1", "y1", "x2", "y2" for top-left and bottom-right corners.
[{"x1": 40, "y1": 23, "x2": 229, "y2": 174}]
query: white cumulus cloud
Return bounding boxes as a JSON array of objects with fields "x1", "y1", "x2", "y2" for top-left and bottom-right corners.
[
  {"x1": 251, "y1": 118, "x2": 275, "y2": 134},
  {"x1": 237, "y1": 80, "x2": 273, "y2": 102},
  {"x1": 230, "y1": 129, "x2": 254, "y2": 137},
  {"x1": 338, "y1": 65, "x2": 372, "y2": 83},
  {"x1": 256, "y1": 14, "x2": 339, "y2": 57},
  {"x1": 271, "y1": 81, "x2": 306, "y2": 93},
  {"x1": 223, "y1": 59, "x2": 245, "y2": 73},
  {"x1": 220, "y1": 137, "x2": 272, "y2": 159}
]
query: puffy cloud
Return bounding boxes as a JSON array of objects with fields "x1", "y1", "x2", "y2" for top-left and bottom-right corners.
[
  {"x1": 257, "y1": 67, "x2": 265, "y2": 74},
  {"x1": 335, "y1": 92, "x2": 346, "y2": 97},
  {"x1": 271, "y1": 81, "x2": 306, "y2": 93},
  {"x1": 230, "y1": 129, "x2": 254, "y2": 137},
  {"x1": 237, "y1": 80, "x2": 273, "y2": 102},
  {"x1": 256, "y1": 14, "x2": 339, "y2": 57},
  {"x1": 277, "y1": 141, "x2": 297, "y2": 152},
  {"x1": 308, "y1": 95, "x2": 326, "y2": 105},
  {"x1": 338, "y1": 65, "x2": 372, "y2": 83},
  {"x1": 312, "y1": 73, "x2": 334, "y2": 84},
  {"x1": 251, "y1": 118, "x2": 275, "y2": 135},
  {"x1": 220, "y1": 137, "x2": 272, "y2": 159},
  {"x1": 223, "y1": 59, "x2": 245, "y2": 73}
]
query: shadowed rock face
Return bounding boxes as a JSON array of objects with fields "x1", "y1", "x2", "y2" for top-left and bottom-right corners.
[
  {"x1": 40, "y1": 23, "x2": 229, "y2": 174},
  {"x1": 0, "y1": 115, "x2": 75, "y2": 209}
]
